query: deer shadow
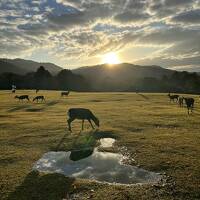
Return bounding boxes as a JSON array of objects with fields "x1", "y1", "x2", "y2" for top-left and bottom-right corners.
[
  {"x1": 45, "y1": 100, "x2": 59, "y2": 107},
  {"x1": 25, "y1": 108, "x2": 45, "y2": 112},
  {"x1": 53, "y1": 129, "x2": 118, "y2": 152},
  {"x1": 8, "y1": 105, "x2": 31, "y2": 112},
  {"x1": 137, "y1": 93, "x2": 149, "y2": 100},
  {"x1": 7, "y1": 171, "x2": 75, "y2": 200},
  {"x1": 54, "y1": 132, "x2": 69, "y2": 151}
]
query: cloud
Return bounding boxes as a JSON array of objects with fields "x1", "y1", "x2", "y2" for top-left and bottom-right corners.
[
  {"x1": 164, "y1": 0, "x2": 195, "y2": 7},
  {"x1": 0, "y1": 0, "x2": 199, "y2": 69},
  {"x1": 170, "y1": 9, "x2": 200, "y2": 24},
  {"x1": 148, "y1": 0, "x2": 196, "y2": 18},
  {"x1": 134, "y1": 55, "x2": 200, "y2": 69},
  {"x1": 114, "y1": 11, "x2": 151, "y2": 23}
]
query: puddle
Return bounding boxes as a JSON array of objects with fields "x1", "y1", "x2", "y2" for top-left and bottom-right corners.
[
  {"x1": 99, "y1": 138, "x2": 115, "y2": 148},
  {"x1": 33, "y1": 138, "x2": 161, "y2": 185}
]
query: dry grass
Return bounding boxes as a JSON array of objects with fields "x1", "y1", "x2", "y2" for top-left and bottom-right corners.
[{"x1": 0, "y1": 90, "x2": 200, "y2": 200}]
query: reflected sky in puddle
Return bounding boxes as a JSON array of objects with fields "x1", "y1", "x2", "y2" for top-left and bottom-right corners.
[
  {"x1": 99, "y1": 138, "x2": 115, "y2": 148},
  {"x1": 33, "y1": 138, "x2": 161, "y2": 184}
]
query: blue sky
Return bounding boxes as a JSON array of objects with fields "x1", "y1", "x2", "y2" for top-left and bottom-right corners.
[{"x1": 0, "y1": 0, "x2": 200, "y2": 70}]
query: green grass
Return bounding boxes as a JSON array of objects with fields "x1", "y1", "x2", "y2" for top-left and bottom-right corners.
[{"x1": 0, "y1": 90, "x2": 200, "y2": 200}]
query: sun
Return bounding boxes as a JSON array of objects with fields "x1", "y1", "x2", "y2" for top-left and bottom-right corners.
[{"x1": 102, "y1": 52, "x2": 120, "y2": 64}]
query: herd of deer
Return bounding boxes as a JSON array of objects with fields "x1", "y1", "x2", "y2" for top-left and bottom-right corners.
[
  {"x1": 13, "y1": 90, "x2": 99, "y2": 131},
  {"x1": 168, "y1": 93, "x2": 194, "y2": 114},
  {"x1": 12, "y1": 90, "x2": 196, "y2": 132},
  {"x1": 14, "y1": 91, "x2": 70, "y2": 102}
]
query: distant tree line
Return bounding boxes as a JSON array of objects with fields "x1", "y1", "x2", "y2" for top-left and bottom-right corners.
[
  {"x1": 130, "y1": 71, "x2": 200, "y2": 94},
  {"x1": 1, "y1": 66, "x2": 200, "y2": 93},
  {"x1": 0, "y1": 66, "x2": 90, "y2": 91}
]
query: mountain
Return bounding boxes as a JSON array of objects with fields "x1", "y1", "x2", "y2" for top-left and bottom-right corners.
[
  {"x1": 73, "y1": 63, "x2": 174, "y2": 91},
  {"x1": 0, "y1": 58, "x2": 63, "y2": 75},
  {"x1": 0, "y1": 60, "x2": 25, "y2": 74}
]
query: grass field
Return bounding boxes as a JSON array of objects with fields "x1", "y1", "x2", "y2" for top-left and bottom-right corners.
[{"x1": 0, "y1": 90, "x2": 200, "y2": 200}]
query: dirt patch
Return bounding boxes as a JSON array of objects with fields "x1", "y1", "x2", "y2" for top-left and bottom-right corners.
[
  {"x1": 153, "y1": 123, "x2": 179, "y2": 129},
  {"x1": 0, "y1": 114, "x2": 11, "y2": 118},
  {"x1": 125, "y1": 127, "x2": 144, "y2": 133},
  {"x1": 90, "y1": 100, "x2": 104, "y2": 102}
]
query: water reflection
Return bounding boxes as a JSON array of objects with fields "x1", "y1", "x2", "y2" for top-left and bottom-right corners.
[
  {"x1": 33, "y1": 138, "x2": 161, "y2": 184},
  {"x1": 99, "y1": 138, "x2": 115, "y2": 148},
  {"x1": 70, "y1": 148, "x2": 94, "y2": 161}
]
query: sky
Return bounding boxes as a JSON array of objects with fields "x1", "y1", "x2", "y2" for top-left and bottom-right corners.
[{"x1": 0, "y1": 0, "x2": 200, "y2": 70}]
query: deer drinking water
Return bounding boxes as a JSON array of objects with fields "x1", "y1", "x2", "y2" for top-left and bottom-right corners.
[{"x1": 67, "y1": 108, "x2": 99, "y2": 132}]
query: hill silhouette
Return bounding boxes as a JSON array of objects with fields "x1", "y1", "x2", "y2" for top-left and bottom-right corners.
[
  {"x1": 73, "y1": 63, "x2": 174, "y2": 91},
  {"x1": 0, "y1": 58, "x2": 63, "y2": 75},
  {"x1": 0, "y1": 66, "x2": 89, "y2": 91},
  {"x1": 1, "y1": 59, "x2": 200, "y2": 93},
  {"x1": 0, "y1": 60, "x2": 25, "y2": 74}
]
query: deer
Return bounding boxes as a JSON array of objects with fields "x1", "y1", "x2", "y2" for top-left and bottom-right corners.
[
  {"x1": 178, "y1": 96, "x2": 184, "y2": 107},
  {"x1": 33, "y1": 96, "x2": 45, "y2": 103},
  {"x1": 61, "y1": 91, "x2": 70, "y2": 97},
  {"x1": 183, "y1": 97, "x2": 194, "y2": 114},
  {"x1": 67, "y1": 108, "x2": 99, "y2": 132},
  {"x1": 168, "y1": 93, "x2": 179, "y2": 102},
  {"x1": 15, "y1": 95, "x2": 30, "y2": 101}
]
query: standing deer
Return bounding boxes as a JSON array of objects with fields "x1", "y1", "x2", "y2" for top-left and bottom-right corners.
[
  {"x1": 12, "y1": 85, "x2": 16, "y2": 93},
  {"x1": 178, "y1": 96, "x2": 184, "y2": 107},
  {"x1": 184, "y1": 98, "x2": 194, "y2": 114},
  {"x1": 67, "y1": 108, "x2": 99, "y2": 132}
]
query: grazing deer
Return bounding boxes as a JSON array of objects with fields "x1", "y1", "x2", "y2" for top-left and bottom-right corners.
[
  {"x1": 168, "y1": 93, "x2": 179, "y2": 102},
  {"x1": 33, "y1": 96, "x2": 45, "y2": 103},
  {"x1": 36, "y1": 89, "x2": 39, "y2": 93},
  {"x1": 178, "y1": 96, "x2": 184, "y2": 107},
  {"x1": 61, "y1": 91, "x2": 70, "y2": 97},
  {"x1": 15, "y1": 95, "x2": 30, "y2": 101},
  {"x1": 184, "y1": 98, "x2": 194, "y2": 114},
  {"x1": 67, "y1": 108, "x2": 99, "y2": 132}
]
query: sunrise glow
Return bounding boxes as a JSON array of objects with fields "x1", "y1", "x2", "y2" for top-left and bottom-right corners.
[{"x1": 102, "y1": 52, "x2": 120, "y2": 65}]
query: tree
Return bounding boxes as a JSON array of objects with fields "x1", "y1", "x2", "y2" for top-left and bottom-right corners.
[{"x1": 34, "y1": 66, "x2": 53, "y2": 89}]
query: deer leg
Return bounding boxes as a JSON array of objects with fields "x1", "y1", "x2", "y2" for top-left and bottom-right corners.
[
  {"x1": 82, "y1": 120, "x2": 84, "y2": 130},
  {"x1": 67, "y1": 118, "x2": 74, "y2": 132},
  {"x1": 88, "y1": 119, "x2": 95, "y2": 129}
]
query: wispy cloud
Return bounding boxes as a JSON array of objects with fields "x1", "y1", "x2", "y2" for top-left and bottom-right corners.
[{"x1": 0, "y1": 0, "x2": 199, "y2": 69}]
